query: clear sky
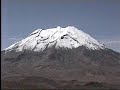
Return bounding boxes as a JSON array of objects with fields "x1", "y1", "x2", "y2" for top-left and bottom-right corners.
[{"x1": 1, "y1": 0, "x2": 120, "y2": 52}]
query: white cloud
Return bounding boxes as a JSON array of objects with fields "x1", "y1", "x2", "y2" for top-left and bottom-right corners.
[
  {"x1": 9, "y1": 37, "x2": 23, "y2": 43},
  {"x1": 98, "y1": 38, "x2": 120, "y2": 52},
  {"x1": 101, "y1": 40, "x2": 120, "y2": 44},
  {"x1": 8, "y1": 36, "x2": 120, "y2": 52}
]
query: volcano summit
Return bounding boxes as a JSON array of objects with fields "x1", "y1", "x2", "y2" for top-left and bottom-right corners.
[{"x1": 4, "y1": 26, "x2": 104, "y2": 52}]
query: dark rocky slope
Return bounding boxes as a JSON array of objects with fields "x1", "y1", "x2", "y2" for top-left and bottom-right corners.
[{"x1": 1, "y1": 46, "x2": 120, "y2": 89}]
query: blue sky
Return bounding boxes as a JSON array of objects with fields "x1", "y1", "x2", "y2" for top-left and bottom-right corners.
[{"x1": 1, "y1": 0, "x2": 120, "y2": 52}]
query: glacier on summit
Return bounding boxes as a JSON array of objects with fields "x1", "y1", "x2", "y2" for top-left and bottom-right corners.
[{"x1": 4, "y1": 26, "x2": 105, "y2": 52}]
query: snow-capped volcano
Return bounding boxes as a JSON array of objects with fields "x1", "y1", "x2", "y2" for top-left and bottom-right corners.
[
  {"x1": 5, "y1": 26, "x2": 105, "y2": 52},
  {"x1": 2, "y1": 26, "x2": 120, "y2": 89}
]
